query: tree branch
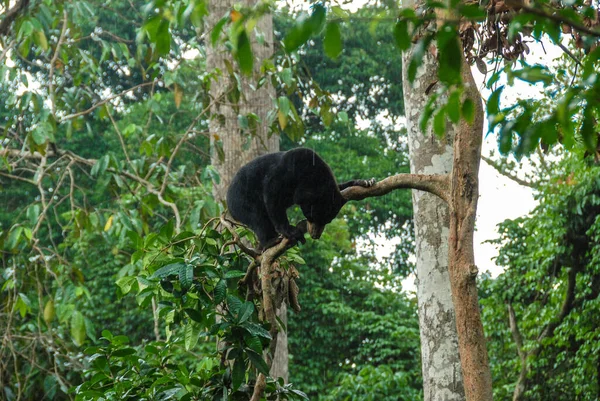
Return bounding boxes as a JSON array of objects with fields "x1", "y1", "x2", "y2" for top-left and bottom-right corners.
[
  {"x1": 522, "y1": 6, "x2": 600, "y2": 38},
  {"x1": 536, "y1": 268, "x2": 576, "y2": 344},
  {"x1": 0, "y1": 0, "x2": 30, "y2": 37},
  {"x1": 507, "y1": 303, "x2": 525, "y2": 360},
  {"x1": 49, "y1": 9, "x2": 68, "y2": 117},
  {"x1": 58, "y1": 81, "x2": 158, "y2": 122},
  {"x1": 481, "y1": 155, "x2": 539, "y2": 188},
  {"x1": 341, "y1": 173, "x2": 450, "y2": 203}
]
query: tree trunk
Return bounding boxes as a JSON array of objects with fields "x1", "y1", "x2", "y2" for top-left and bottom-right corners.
[
  {"x1": 446, "y1": 57, "x2": 492, "y2": 401},
  {"x1": 207, "y1": 0, "x2": 279, "y2": 202},
  {"x1": 206, "y1": 0, "x2": 287, "y2": 383},
  {"x1": 402, "y1": 29, "x2": 465, "y2": 401},
  {"x1": 269, "y1": 302, "x2": 289, "y2": 382}
]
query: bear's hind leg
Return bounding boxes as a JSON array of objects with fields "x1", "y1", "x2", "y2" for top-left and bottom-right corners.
[{"x1": 245, "y1": 207, "x2": 280, "y2": 250}]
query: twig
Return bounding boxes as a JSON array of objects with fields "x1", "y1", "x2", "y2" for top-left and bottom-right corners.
[
  {"x1": 160, "y1": 97, "x2": 223, "y2": 196},
  {"x1": 219, "y1": 214, "x2": 260, "y2": 258},
  {"x1": 49, "y1": 9, "x2": 69, "y2": 117},
  {"x1": 106, "y1": 107, "x2": 134, "y2": 171},
  {"x1": 522, "y1": 6, "x2": 600, "y2": 38},
  {"x1": 0, "y1": 39, "x2": 16, "y2": 64},
  {"x1": 556, "y1": 41, "x2": 583, "y2": 67},
  {"x1": 59, "y1": 81, "x2": 158, "y2": 122},
  {"x1": 481, "y1": 155, "x2": 538, "y2": 188}
]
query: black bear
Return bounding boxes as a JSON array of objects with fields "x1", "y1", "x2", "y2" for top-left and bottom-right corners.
[{"x1": 226, "y1": 148, "x2": 374, "y2": 250}]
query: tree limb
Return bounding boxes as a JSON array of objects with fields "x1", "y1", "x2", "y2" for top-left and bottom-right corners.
[
  {"x1": 0, "y1": 0, "x2": 30, "y2": 37},
  {"x1": 507, "y1": 303, "x2": 525, "y2": 360},
  {"x1": 522, "y1": 6, "x2": 600, "y2": 38},
  {"x1": 536, "y1": 268, "x2": 576, "y2": 344},
  {"x1": 481, "y1": 155, "x2": 539, "y2": 188},
  {"x1": 341, "y1": 173, "x2": 450, "y2": 203}
]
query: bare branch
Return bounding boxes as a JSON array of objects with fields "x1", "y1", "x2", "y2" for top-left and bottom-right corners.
[
  {"x1": 58, "y1": 81, "x2": 158, "y2": 122},
  {"x1": 481, "y1": 155, "x2": 539, "y2": 188},
  {"x1": 219, "y1": 215, "x2": 260, "y2": 258},
  {"x1": 0, "y1": 39, "x2": 16, "y2": 64},
  {"x1": 341, "y1": 173, "x2": 450, "y2": 203},
  {"x1": 160, "y1": 99, "x2": 217, "y2": 195}
]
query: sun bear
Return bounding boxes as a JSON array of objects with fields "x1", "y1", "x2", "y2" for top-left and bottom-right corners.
[{"x1": 226, "y1": 148, "x2": 374, "y2": 250}]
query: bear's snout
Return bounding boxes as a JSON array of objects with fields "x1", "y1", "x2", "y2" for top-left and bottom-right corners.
[{"x1": 307, "y1": 222, "x2": 325, "y2": 239}]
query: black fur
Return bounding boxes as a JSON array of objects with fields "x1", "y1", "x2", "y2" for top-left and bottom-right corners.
[{"x1": 226, "y1": 148, "x2": 373, "y2": 249}]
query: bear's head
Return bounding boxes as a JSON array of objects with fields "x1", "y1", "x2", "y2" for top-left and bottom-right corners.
[{"x1": 300, "y1": 192, "x2": 346, "y2": 239}]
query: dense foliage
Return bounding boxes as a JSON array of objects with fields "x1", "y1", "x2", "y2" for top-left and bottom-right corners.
[
  {"x1": 482, "y1": 153, "x2": 600, "y2": 400},
  {"x1": 1, "y1": 0, "x2": 600, "y2": 400},
  {"x1": 0, "y1": 1, "x2": 420, "y2": 400}
]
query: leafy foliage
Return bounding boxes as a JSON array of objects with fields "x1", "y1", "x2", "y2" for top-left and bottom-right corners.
[{"x1": 482, "y1": 153, "x2": 600, "y2": 400}]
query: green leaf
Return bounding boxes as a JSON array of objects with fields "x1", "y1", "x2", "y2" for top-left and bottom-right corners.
[
  {"x1": 185, "y1": 307, "x2": 204, "y2": 323},
  {"x1": 581, "y1": 106, "x2": 597, "y2": 152},
  {"x1": 179, "y1": 264, "x2": 194, "y2": 291},
  {"x1": 246, "y1": 349, "x2": 270, "y2": 376},
  {"x1": 323, "y1": 22, "x2": 342, "y2": 59},
  {"x1": 511, "y1": 65, "x2": 553, "y2": 85},
  {"x1": 437, "y1": 24, "x2": 462, "y2": 85},
  {"x1": 91, "y1": 155, "x2": 109, "y2": 177},
  {"x1": 244, "y1": 334, "x2": 262, "y2": 354},
  {"x1": 152, "y1": 262, "x2": 185, "y2": 279},
  {"x1": 211, "y1": 17, "x2": 228, "y2": 46},
  {"x1": 308, "y1": 4, "x2": 326, "y2": 33},
  {"x1": 71, "y1": 311, "x2": 86, "y2": 346},
  {"x1": 419, "y1": 95, "x2": 438, "y2": 133},
  {"x1": 433, "y1": 109, "x2": 447, "y2": 137},
  {"x1": 237, "y1": 302, "x2": 254, "y2": 324},
  {"x1": 393, "y1": 19, "x2": 410, "y2": 51},
  {"x1": 236, "y1": 29, "x2": 253, "y2": 75},
  {"x1": 227, "y1": 295, "x2": 243, "y2": 315},
  {"x1": 111, "y1": 348, "x2": 136, "y2": 357},
  {"x1": 447, "y1": 90, "x2": 461, "y2": 124},
  {"x1": 283, "y1": 4, "x2": 326, "y2": 52},
  {"x1": 5, "y1": 226, "x2": 23, "y2": 250},
  {"x1": 31, "y1": 124, "x2": 50, "y2": 145},
  {"x1": 116, "y1": 276, "x2": 137, "y2": 295},
  {"x1": 232, "y1": 356, "x2": 246, "y2": 391},
  {"x1": 224, "y1": 270, "x2": 246, "y2": 279},
  {"x1": 184, "y1": 323, "x2": 201, "y2": 350},
  {"x1": 487, "y1": 86, "x2": 504, "y2": 117},
  {"x1": 278, "y1": 96, "x2": 291, "y2": 116},
  {"x1": 462, "y1": 99, "x2": 475, "y2": 124},
  {"x1": 156, "y1": 20, "x2": 171, "y2": 56},
  {"x1": 33, "y1": 29, "x2": 49, "y2": 51},
  {"x1": 214, "y1": 279, "x2": 227, "y2": 304},
  {"x1": 241, "y1": 322, "x2": 272, "y2": 339}
]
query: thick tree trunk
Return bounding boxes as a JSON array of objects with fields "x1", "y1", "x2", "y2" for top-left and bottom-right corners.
[
  {"x1": 446, "y1": 58, "x2": 492, "y2": 401},
  {"x1": 206, "y1": 0, "x2": 287, "y2": 384},
  {"x1": 402, "y1": 33, "x2": 465, "y2": 401},
  {"x1": 207, "y1": 0, "x2": 279, "y2": 201}
]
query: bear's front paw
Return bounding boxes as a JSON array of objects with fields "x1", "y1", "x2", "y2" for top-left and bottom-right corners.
[
  {"x1": 280, "y1": 226, "x2": 306, "y2": 245},
  {"x1": 356, "y1": 178, "x2": 376, "y2": 187}
]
